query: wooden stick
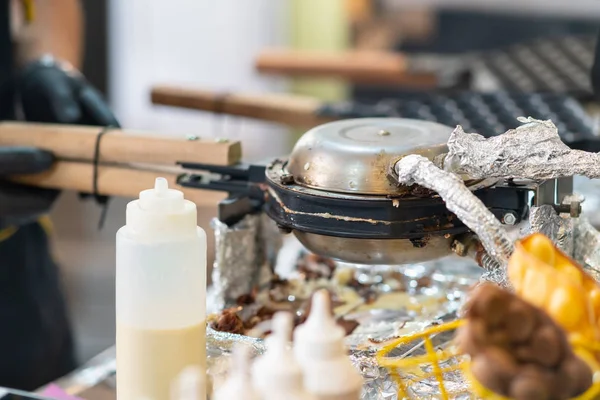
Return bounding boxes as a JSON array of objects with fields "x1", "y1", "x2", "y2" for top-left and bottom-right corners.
[
  {"x1": 11, "y1": 161, "x2": 226, "y2": 207},
  {"x1": 255, "y1": 49, "x2": 439, "y2": 87},
  {"x1": 151, "y1": 86, "x2": 335, "y2": 128},
  {"x1": 0, "y1": 122, "x2": 242, "y2": 166}
]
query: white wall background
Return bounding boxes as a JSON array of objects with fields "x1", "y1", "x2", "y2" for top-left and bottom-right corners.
[
  {"x1": 109, "y1": 0, "x2": 292, "y2": 161},
  {"x1": 52, "y1": 0, "x2": 292, "y2": 363}
]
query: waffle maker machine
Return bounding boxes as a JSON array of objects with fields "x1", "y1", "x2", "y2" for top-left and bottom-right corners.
[
  {"x1": 178, "y1": 116, "x2": 583, "y2": 266},
  {"x1": 171, "y1": 32, "x2": 600, "y2": 307}
]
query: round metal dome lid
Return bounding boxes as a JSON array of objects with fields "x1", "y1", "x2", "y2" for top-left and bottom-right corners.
[{"x1": 287, "y1": 118, "x2": 453, "y2": 195}]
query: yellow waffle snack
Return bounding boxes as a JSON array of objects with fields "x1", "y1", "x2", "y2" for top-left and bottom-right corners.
[{"x1": 507, "y1": 233, "x2": 600, "y2": 351}]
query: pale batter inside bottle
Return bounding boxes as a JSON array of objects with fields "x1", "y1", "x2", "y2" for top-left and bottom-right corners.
[{"x1": 116, "y1": 178, "x2": 207, "y2": 400}]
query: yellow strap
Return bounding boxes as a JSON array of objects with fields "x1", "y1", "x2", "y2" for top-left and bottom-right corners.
[
  {"x1": 38, "y1": 215, "x2": 54, "y2": 237},
  {"x1": 21, "y1": 0, "x2": 35, "y2": 23},
  {"x1": 0, "y1": 225, "x2": 17, "y2": 242},
  {"x1": 0, "y1": 215, "x2": 53, "y2": 244}
]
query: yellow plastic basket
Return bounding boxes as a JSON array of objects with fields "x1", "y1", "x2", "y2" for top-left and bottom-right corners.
[{"x1": 376, "y1": 320, "x2": 600, "y2": 400}]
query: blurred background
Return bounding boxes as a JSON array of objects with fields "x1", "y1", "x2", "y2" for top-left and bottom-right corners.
[{"x1": 54, "y1": 0, "x2": 600, "y2": 365}]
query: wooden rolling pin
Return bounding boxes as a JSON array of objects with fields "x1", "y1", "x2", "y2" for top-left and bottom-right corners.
[
  {"x1": 255, "y1": 49, "x2": 439, "y2": 87},
  {"x1": 0, "y1": 122, "x2": 242, "y2": 166},
  {"x1": 11, "y1": 161, "x2": 225, "y2": 207},
  {"x1": 151, "y1": 86, "x2": 335, "y2": 128}
]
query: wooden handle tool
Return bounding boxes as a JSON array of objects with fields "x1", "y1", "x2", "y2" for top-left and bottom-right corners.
[
  {"x1": 255, "y1": 49, "x2": 439, "y2": 87},
  {"x1": 11, "y1": 161, "x2": 226, "y2": 207},
  {"x1": 0, "y1": 122, "x2": 239, "y2": 206},
  {"x1": 150, "y1": 85, "x2": 335, "y2": 128},
  {"x1": 0, "y1": 122, "x2": 242, "y2": 166}
]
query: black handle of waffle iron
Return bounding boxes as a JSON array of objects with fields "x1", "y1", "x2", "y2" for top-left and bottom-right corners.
[{"x1": 177, "y1": 161, "x2": 268, "y2": 226}]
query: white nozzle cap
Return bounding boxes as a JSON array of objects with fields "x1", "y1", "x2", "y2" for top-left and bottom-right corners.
[
  {"x1": 294, "y1": 290, "x2": 346, "y2": 361},
  {"x1": 213, "y1": 345, "x2": 260, "y2": 400},
  {"x1": 139, "y1": 177, "x2": 185, "y2": 213},
  {"x1": 126, "y1": 177, "x2": 197, "y2": 236},
  {"x1": 170, "y1": 366, "x2": 205, "y2": 400},
  {"x1": 252, "y1": 312, "x2": 306, "y2": 394}
]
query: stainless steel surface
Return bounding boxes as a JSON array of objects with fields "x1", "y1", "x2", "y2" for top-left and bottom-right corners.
[
  {"x1": 536, "y1": 179, "x2": 557, "y2": 206},
  {"x1": 286, "y1": 118, "x2": 453, "y2": 195},
  {"x1": 293, "y1": 230, "x2": 454, "y2": 265},
  {"x1": 557, "y1": 177, "x2": 574, "y2": 204}
]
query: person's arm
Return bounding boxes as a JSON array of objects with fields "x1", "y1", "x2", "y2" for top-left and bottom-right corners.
[{"x1": 11, "y1": 0, "x2": 84, "y2": 68}]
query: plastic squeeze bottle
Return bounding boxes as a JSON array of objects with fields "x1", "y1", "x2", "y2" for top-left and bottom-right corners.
[
  {"x1": 116, "y1": 177, "x2": 207, "y2": 400},
  {"x1": 212, "y1": 345, "x2": 261, "y2": 400},
  {"x1": 252, "y1": 312, "x2": 316, "y2": 400},
  {"x1": 293, "y1": 290, "x2": 363, "y2": 400}
]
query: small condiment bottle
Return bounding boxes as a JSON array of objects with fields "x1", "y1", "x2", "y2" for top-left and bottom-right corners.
[
  {"x1": 293, "y1": 290, "x2": 363, "y2": 400},
  {"x1": 116, "y1": 177, "x2": 207, "y2": 400},
  {"x1": 252, "y1": 312, "x2": 316, "y2": 400},
  {"x1": 213, "y1": 345, "x2": 261, "y2": 400}
]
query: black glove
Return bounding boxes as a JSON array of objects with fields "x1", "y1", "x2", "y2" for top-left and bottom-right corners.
[
  {"x1": 0, "y1": 147, "x2": 57, "y2": 227},
  {"x1": 17, "y1": 55, "x2": 120, "y2": 127},
  {"x1": 1, "y1": 56, "x2": 120, "y2": 228}
]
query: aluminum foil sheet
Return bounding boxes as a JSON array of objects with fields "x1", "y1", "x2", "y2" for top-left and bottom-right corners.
[
  {"x1": 211, "y1": 214, "x2": 273, "y2": 310},
  {"x1": 213, "y1": 255, "x2": 482, "y2": 400},
  {"x1": 443, "y1": 117, "x2": 600, "y2": 181},
  {"x1": 257, "y1": 214, "x2": 281, "y2": 286},
  {"x1": 394, "y1": 154, "x2": 512, "y2": 287},
  {"x1": 48, "y1": 256, "x2": 482, "y2": 400},
  {"x1": 573, "y1": 217, "x2": 600, "y2": 279},
  {"x1": 528, "y1": 205, "x2": 574, "y2": 256}
]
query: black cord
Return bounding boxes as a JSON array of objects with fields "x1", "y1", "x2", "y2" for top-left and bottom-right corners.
[{"x1": 92, "y1": 125, "x2": 114, "y2": 230}]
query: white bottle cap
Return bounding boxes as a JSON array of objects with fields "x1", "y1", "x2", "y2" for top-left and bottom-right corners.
[
  {"x1": 213, "y1": 345, "x2": 260, "y2": 400},
  {"x1": 252, "y1": 312, "x2": 306, "y2": 394},
  {"x1": 294, "y1": 290, "x2": 346, "y2": 361},
  {"x1": 170, "y1": 366, "x2": 205, "y2": 400},
  {"x1": 126, "y1": 177, "x2": 197, "y2": 237}
]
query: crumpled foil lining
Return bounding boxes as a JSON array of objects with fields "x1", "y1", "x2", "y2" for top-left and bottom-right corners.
[
  {"x1": 528, "y1": 205, "x2": 574, "y2": 256},
  {"x1": 258, "y1": 213, "x2": 283, "y2": 285},
  {"x1": 573, "y1": 217, "x2": 600, "y2": 280},
  {"x1": 43, "y1": 233, "x2": 598, "y2": 399},
  {"x1": 443, "y1": 117, "x2": 600, "y2": 181},
  {"x1": 210, "y1": 214, "x2": 275, "y2": 311},
  {"x1": 394, "y1": 154, "x2": 512, "y2": 287},
  {"x1": 47, "y1": 257, "x2": 482, "y2": 400},
  {"x1": 36, "y1": 329, "x2": 267, "y2": 397}
]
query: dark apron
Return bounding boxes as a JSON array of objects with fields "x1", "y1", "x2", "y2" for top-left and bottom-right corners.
[{"x1": 0, "y1": 1, "x2": 76, "y2": 391}]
